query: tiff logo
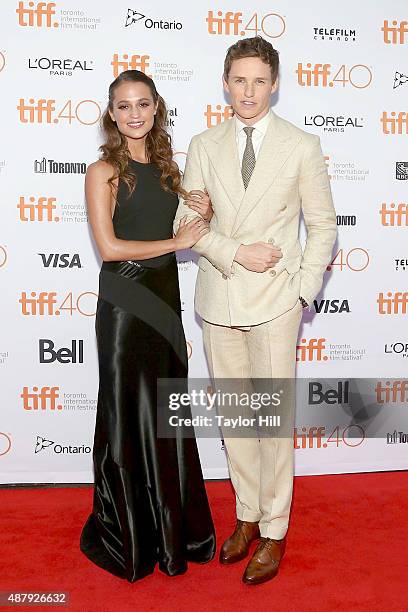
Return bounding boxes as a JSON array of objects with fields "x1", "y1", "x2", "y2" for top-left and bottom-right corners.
[
  {"x1": 380, "y1": 203, "x2": 408, "y2": 226},
  {"x1": 17, "y1": 99, "x2": 55, "y2": 123},
  {"x1": 206, "y1": 11, "x2": 242, "y2": 35},
  {"x1": 16, "y1": 2, "x2": 58, "y2": 28},
  {"x1": 294, "y1": 426, "x2": 326, "y2": 449},
  {"x1": 296, "y1": 338, "x2": 327, "y2": 361},
  {"x1": 296, "y1": 63, "x2": 332, "y2": 87},
  {"x1": 375, "y1": 380, "x2": 408, "y2": 403},
  {"x1": 18, "y1": 196, "x2": 59, "y2": 222},
  {"x1": 21, "y1": 386, "x2": 62, "y2": 410},
  {"x1": 380, "y1": 112, "x2": 408, "y2": 134},
  {"x1": 377, "y1": 292, "x2": 408, "y2": 315},
  {"x1": 204, "y1": 104, "x2": 233, "y2": 128},
  {"x1": 111, "y1": 54, "x2": 150, "y2": 78},
  {"x1": 19, "y1": 292, "x2": 57, "y2": 315},
  {"x1": 381, "y1": 20, "x2": 408, "y2": 44}
]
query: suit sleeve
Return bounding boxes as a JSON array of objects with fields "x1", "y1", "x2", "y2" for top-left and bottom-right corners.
[
  {"x1": 173, "y1": 135, "x2": 241, "y2": 278},
  {"x1": 298, "y1": 135, "x2": 337, "y2": 306}
]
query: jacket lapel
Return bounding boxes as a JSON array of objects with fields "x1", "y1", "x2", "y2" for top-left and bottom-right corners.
[
  {"x1": 230, "y1": 112, "x2": 301, "y2": 235},
  {"x1": 201, "y1": 119, "x2": 245, "y2": 211}
]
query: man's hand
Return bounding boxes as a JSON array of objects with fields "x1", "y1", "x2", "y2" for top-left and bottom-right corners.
[
  {"x1": 184, "y1": 189, "x2": 213, "y2": 221},
  {"x1": 234, "y1": 242, "x2": 282, "y2": 272}
]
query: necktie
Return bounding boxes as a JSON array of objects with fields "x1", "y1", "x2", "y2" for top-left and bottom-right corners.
[{"x1": 241, "y1": 126, "x2": 256, "y2": 189}]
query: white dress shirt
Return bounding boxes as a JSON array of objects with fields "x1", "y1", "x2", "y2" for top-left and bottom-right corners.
[{"x1": 235, "y1": 109, "x2": 272, "y2": 167}]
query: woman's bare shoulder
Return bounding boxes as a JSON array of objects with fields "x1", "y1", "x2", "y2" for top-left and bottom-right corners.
[{"x1": 86, "y1": 159, "x2": 115, "y2": 182}]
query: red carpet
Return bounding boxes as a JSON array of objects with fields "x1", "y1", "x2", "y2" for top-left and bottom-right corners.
[{"x1": 1, "y1": 473, "x2": 407, "y2": 611}]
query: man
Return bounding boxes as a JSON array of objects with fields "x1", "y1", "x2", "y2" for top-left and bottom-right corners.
[{"x1": 174, "y1": 36, "x2": 337, "y2": 585}]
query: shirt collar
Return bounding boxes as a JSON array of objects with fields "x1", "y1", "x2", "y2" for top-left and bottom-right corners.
[{"x1": 235, "y1": 108, "x2": 272, "y2": 137}]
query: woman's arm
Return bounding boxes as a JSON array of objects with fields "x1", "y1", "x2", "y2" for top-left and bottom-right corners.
[{"x1": 86, "y1": 161, "x2": 209, "y2": 262}]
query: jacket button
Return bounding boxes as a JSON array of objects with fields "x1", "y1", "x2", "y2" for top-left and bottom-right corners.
[
  {"x1": 268, "y1": 237, "x2": 275, "y2": 244},
  {"x1": 222, "y1": 274, "x2": 227, "y2": 280},
  {"x1": 269, "y1": 269, "x2": 276, "y2": 276}
]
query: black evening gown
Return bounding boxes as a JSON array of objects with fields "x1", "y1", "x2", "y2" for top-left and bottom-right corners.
[{"x1": 80, "y1": 159, "x2": 216, "y2": 582}]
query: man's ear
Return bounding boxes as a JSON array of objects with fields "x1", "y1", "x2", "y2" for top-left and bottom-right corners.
[
  {"x1": 271, "y1": 76, "x2": 279, "y2": 94},
  {"x1": 222, "y1": 74, "x2": 230, "y2": 94}
]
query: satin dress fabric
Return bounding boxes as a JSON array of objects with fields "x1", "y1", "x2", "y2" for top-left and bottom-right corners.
[{"x1": 80, "y1": 162, "x2": 216, "y2": 582}]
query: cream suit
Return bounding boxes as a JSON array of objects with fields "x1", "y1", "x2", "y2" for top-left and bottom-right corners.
[{"x1": 174, "y1": 110, "x2": 337, "y2": 539}]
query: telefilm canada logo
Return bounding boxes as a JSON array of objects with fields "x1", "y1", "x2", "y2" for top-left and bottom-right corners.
[
  {"x1": 34, "y1": 157, "x2": 86, "y2": 174},
  {"x1": 125, "y1": 9, "x2": 183, "y2": 30},
  {"x1": 313, "y1": 26, "x2": 356, "y2": 42},
  {"x1": 396, "y1": 162, "x2": 408, "y2": 180},
  {"x1": 34, "y1": 435, "x2": 91, "y2": 454}
]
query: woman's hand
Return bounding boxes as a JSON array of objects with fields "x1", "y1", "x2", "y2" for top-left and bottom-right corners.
[
  {"x1": 185, "y1": 190, "x2": 214, "y2": 221},
  {"x1": 174, "y1": 216, "x2": 210, "y2": 250}
]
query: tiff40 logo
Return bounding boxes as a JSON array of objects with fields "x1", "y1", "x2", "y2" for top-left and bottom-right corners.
[
  {"x1": 19, "y1": 291, "x2": 97, "y2": 316},
  {"x1": 17, "y1": 98, "x2": 101, "y2": 125},
  {"x1": 296, "y1": 63, "x2": 372, "y2": 88},
  {"x1": 206, "y1": 10, "x2": 285, "y2": 38},
  {"x1": 327, "y1": 248, "x2": 370, "y2": 272}
]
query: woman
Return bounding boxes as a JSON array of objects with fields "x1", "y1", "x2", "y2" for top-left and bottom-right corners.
[{"x1": 80, "y1": 70, "x2": 216, "y2": 582}]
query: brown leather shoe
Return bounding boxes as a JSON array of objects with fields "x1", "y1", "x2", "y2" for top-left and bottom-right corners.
[
  {"x1": 242, "y1": 536, "x2": 286, "y2": 585},
  {"x1": 219, "y1": 519, "x2": 260, "y2": 564}
]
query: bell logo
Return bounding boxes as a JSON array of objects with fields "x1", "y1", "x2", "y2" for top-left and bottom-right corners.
[
  {"x1": 18, "y1": 196, "x2": 59, "y2": 222},
  {"x1": 380, "y1": 112, "x2": 408, "y2": 135},
  {"x1": 380, "y1": 203, "x2": 408, "y2": 226},
  {"x1": 39, "y1": 339, "x2": 84, "y2": 364},
  {"x1": 204, "y1": 104, "x2": 233, "y2": 128},
  {"x1": 296, "y1": 338, "x2": 328, "y2": 361},
  {"x1": 377, "y1": 292, "x2": 408, "y2": 315},
  {"x1": 16, "y1": 2, "x2": 58, "y2": 28},
  {"x1": 308, "y1": 381, "x2": 350, "y2": 405},
  {"x1": 21, "y1": 386, "x2": 62, "y2": 410},
  {"x1": 111, "y1": 53, "x2": 150, "y2": 78},
  {"x1": 381, "y1": 20, "x2": 408, "y2": 44}
]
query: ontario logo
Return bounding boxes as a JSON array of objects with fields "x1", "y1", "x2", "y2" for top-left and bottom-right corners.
[
  {"x1": 125, "y1": 9, "x2": 182, "y2": 30},
  {"x1": 34, "y1": 435, "x2": 91, "y2": 454}
]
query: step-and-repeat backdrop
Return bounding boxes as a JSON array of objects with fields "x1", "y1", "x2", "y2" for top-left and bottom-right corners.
[{"x1": 1, "y1": 0, "x2": 407, "y2": 483}]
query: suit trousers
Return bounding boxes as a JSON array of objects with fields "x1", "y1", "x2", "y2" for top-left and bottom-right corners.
[{"x1": 202, "y1": 300, "x2": 302, "y2": 539}]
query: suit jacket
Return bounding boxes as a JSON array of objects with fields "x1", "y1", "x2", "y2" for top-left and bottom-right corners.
[{"x1": 173, "y1": 110, "x2": 337, "y2": 327}]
